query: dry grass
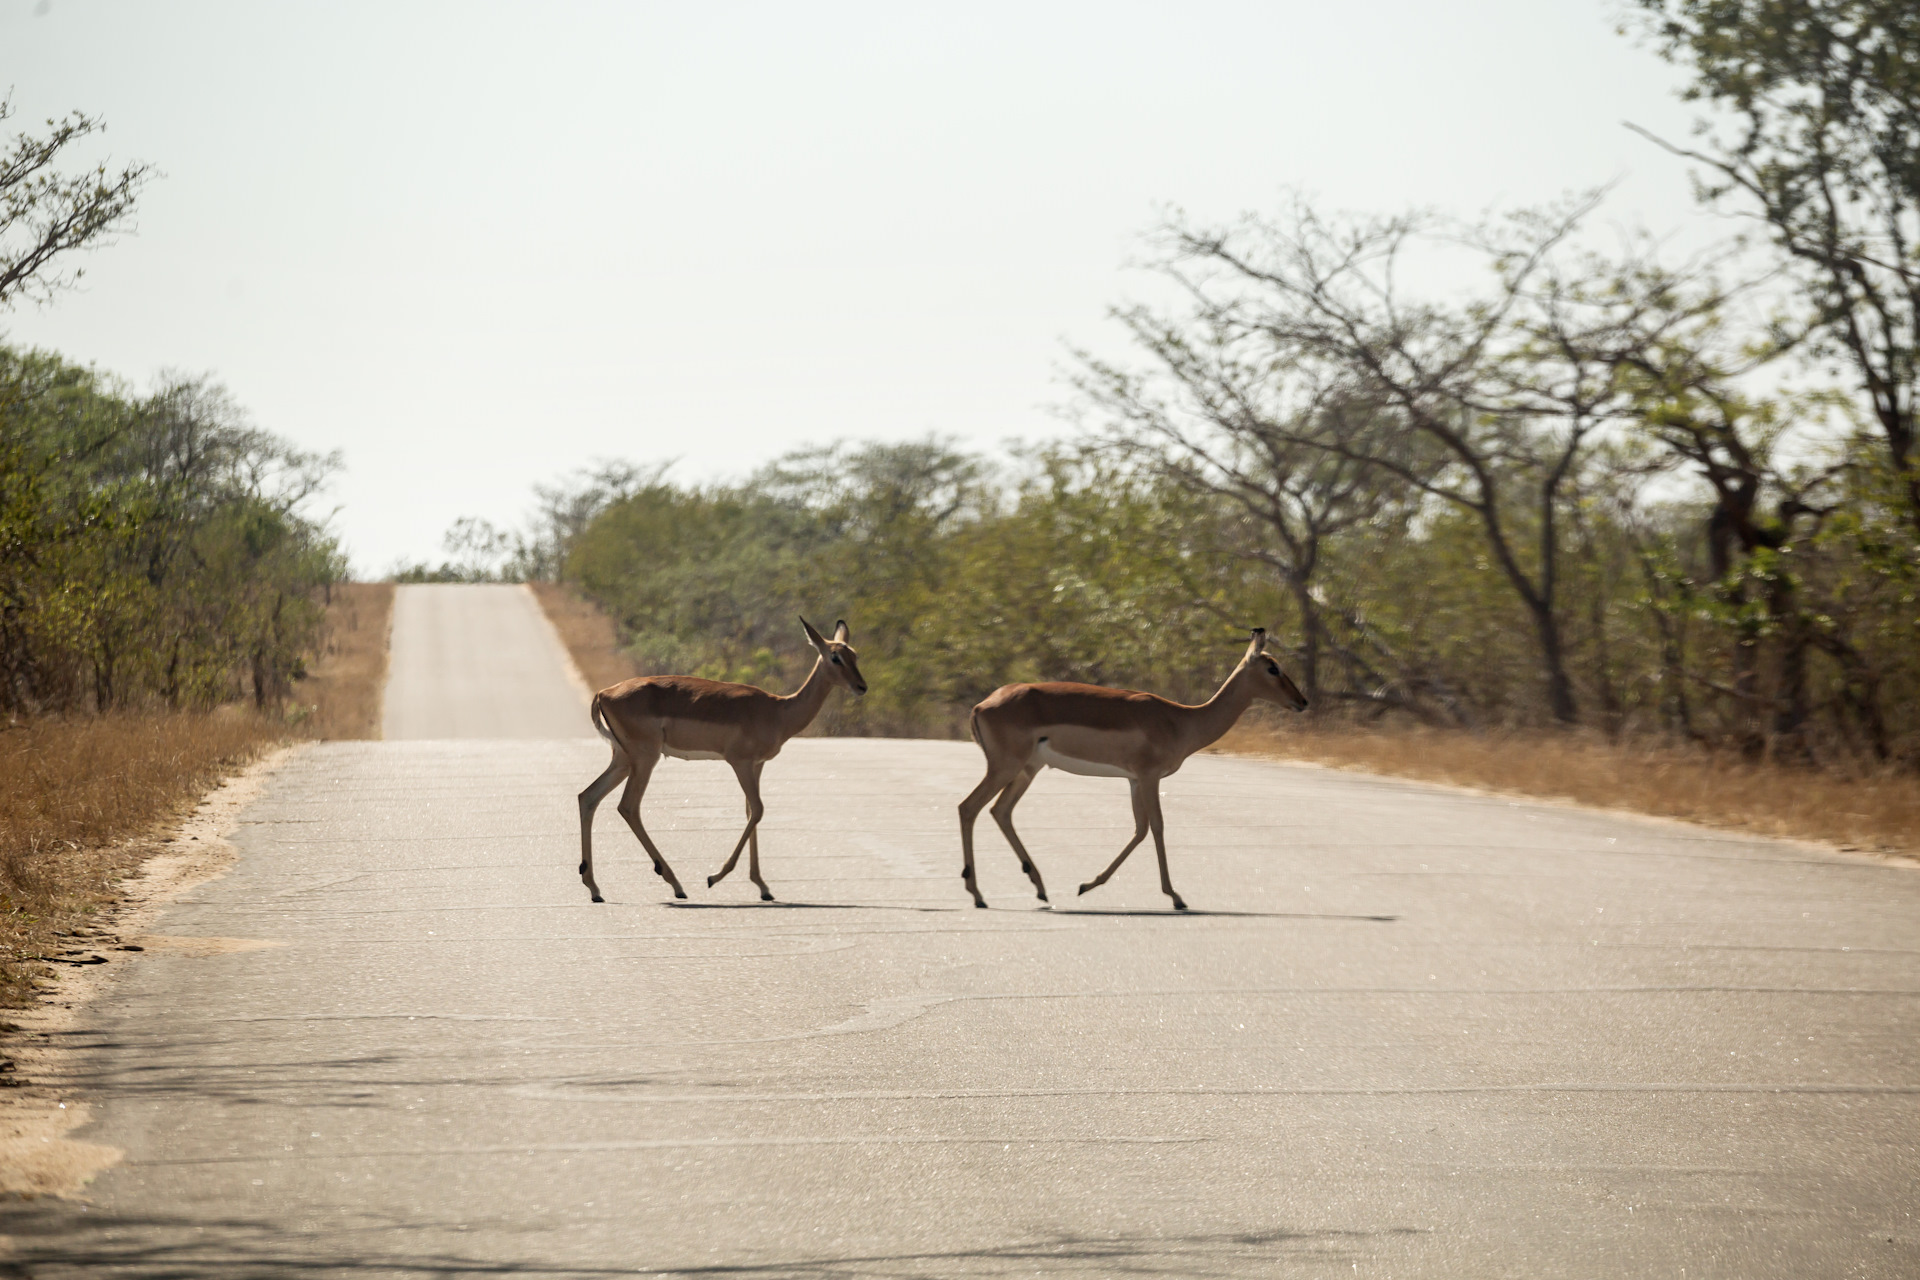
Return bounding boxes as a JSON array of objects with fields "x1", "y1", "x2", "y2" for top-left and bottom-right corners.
[
  {"x1": 297, "y1": 582, "x2": 393, "y2": 740},
  {"x1": 1220, "y1": 719, "x2": 1920, "y2": 858},
  {"x1": 0, "y1": 711, "x2": 285, "y2": 1006},
  {"x1": 530, "y1": 581, "x2": 639, "y2": 694}
]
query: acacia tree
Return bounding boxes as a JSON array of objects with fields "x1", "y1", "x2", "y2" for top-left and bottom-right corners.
[
  {"x1": 1145, "y1": 196, "x2": 1774, "y2": 727},
  {"x1": 1631, "y1": 0, "x2": 1920, "y2": 531},
  {"x1": 1071, "y1": 310, "x2": 1427, "y2": 710},
  {"x1": 0, "y1": 97, "x2": 152, "y2": 309}
]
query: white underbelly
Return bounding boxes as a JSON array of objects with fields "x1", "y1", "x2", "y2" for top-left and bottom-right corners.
[
  {"x1": 1034, "y1": 739, "x2": 1133, "y2": 779},
  {"x1": 661, "y1": 745, "x2": 727, "y2": 762}
]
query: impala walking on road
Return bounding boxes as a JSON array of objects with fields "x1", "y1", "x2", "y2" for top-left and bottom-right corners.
[
  {"x1": 959, "y1": 628, "x2": 1308, "y2": 909},
  {"x1": 578, "y1": 618, "x2": 868, "y2": 903}
]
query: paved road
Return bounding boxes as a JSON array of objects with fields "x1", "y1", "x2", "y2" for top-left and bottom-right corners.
[
  {"x1": 381, "y1": 583, "x2": 594, "y2": 739},
  {"x1": 7, "y1": 587, "x2": 1918, "y2": 1277}
]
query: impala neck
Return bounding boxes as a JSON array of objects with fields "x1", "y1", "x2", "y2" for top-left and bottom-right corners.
[
  {"x1": 775, "y1": 655, "x2": 837, "y2": 740},
  {"x1": 1171, "y1": 662, "x2": 1258, "y2": 757}
]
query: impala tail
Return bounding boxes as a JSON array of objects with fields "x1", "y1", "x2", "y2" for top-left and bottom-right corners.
[{"x1": 590, "y1": 692, "x2": 614, "y2": 742}]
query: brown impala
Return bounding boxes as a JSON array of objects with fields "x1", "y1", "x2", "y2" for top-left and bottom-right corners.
[
  {"x1": 577, "y1": 618, "x2": 867, "y2": 903},
  {"x1": 958, "y1": 628, "x2": 1307, "y2": 910}
]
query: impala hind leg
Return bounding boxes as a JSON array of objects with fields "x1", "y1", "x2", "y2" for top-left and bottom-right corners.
[
  {"x1": 1077, "y1": 777, "x2": 1151, "y2": 899},
  {"x1": 1143, "y1": 778, "x2": 1186, "y2": 910},
  {"x1": 577, "y1": 751, "x2": 630, "y2": 903},
  {"x1": 614, "y1": 753, "x2": 688, "y2": 900},
  {"x1": 707, "y1": 759, "x2": 769, "y2": 898},
  {"x1": 989, "y1": 765, "x2": 1049, "y2": 903},
  {"x1": 958, "y1": 762, "x2": 1023, "y2": 909}
]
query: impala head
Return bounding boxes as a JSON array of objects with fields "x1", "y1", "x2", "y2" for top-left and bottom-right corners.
[
  {"x1": 1241, "y1": 628, "x2": 1308, "y2": 711},
  {"x1": 800, "y1": 616, "x2": 868, "y2": 696}
]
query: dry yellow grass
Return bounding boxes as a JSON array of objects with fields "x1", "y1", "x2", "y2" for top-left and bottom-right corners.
[
  {"x1": 298, "y1": 582, "x2": 394, "y2": 739},
  {"x1": 530, "y1": 581, "x2": 639, "y2": 694},
  {"x1": 1220, "y1": 720, "x2": 1920, "y2": 858},
  {"x1": 0, "y1": 710, "x2": 284, "y2": 1006}
]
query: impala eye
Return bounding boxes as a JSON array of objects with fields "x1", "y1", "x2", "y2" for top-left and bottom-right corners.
[
  {"x1": 1265, "y1": 663, "x2": 1279, "y2": 676},
  {"x1": 831, "y1": 655, "x2": 843, "y2": 665}
]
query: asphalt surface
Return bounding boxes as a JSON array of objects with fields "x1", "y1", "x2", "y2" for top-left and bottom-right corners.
[
  {"x1": 381, "y1": 583, "x2": 594, "y2": 740},
  {"x1": 7, "y1": 586, "x2": 1918, "y2": 1277}
]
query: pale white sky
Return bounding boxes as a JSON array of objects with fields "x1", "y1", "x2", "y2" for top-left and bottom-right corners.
[{"x1": 1, "y1": 1, "x2": 1708, "y2": 574}]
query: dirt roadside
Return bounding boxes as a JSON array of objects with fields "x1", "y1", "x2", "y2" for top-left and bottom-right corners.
[{"x1": 0, "y1": 745, "x2": 298, "y2": 1201}]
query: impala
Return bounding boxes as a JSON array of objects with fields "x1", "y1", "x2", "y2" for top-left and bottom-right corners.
[
  {"x1": 577, "y1": 618, "x2": 867, "y2": 903},
  {"x1": 958, "y1": 628, "x2": 1307, "y2": 910}
]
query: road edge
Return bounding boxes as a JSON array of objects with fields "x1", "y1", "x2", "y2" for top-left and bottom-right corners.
[
  {"x1": 0, "y1": 743, "x2": 302, "y2": 1202},
  {"x1": 1211, "y1": 745, "x2": 1920, "y2": 872}
]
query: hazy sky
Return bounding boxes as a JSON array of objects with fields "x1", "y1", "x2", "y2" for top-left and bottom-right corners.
[{"x1": 1, "y1": 1, "x2": 1708, "y2": 573}]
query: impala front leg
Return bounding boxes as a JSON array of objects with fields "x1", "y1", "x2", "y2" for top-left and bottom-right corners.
[
  {"x1": 1078, "y1": 777, "x2": 1150, "y2": 899},
  {"x1": 1144, "y1": 777, "x2": 1186, "y2": 910},
  {"x1": 708, "y1": 759, "x2": 770, "y2": 899},
  {"x1": 743, "y1": 762, "x2": 773, "y2": 901}
]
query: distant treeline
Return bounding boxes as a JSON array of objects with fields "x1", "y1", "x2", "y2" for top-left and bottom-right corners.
[
  {"x1": 0, "y1": 345, "x2": 342, "y2": 717},
  {"x1": 460, "y1": 404, "x2": 1910, "y2": 768}
]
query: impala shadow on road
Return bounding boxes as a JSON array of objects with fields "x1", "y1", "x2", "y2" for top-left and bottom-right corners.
[
  {"x1": 660, "y1": 903, "x2": 1399, "y2": 920},
  {"x1": 1048, "y1": 908, "x2": 1399, "y2": 921},
  {"x1": 0, "y1": 1202, "x2": 1427, "y2": 1279},
  {"x1": 660, "y1": 901, "x2": 964, "y2": 913}
]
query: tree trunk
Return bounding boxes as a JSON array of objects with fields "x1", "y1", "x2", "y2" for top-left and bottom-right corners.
[
  {"x1": 93, "y1": 646, "x2": 113, "y2": 714},
  {"x1": 1766, "y1": 573, "x2": 1812, "y2": 764},
  {"x1": 164, "y1": 638, "x2": 181, "y2": 709},
  {"x1": 1528, "y1": 599, "x2": 1579, "y2": 725},
  {"x1": 1729, "y1": 615, "x2": 1764, "y2": 759},
  {"x1": 1289, "y1": 578, "x2": 1322, "y2": 706},
  {"x1": 1811, "y1": 632, "x2": 1891, "y2": 763}
]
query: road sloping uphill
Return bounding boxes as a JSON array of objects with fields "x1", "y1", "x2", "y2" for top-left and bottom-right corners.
[
  {"x1": 380, "y1": 583, "x2": 596, "y2": 739},
  {"x1": 5, "y1": 583, "x2": 1916, "y2": 1277}
]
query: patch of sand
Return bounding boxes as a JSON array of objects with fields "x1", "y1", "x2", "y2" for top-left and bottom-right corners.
[{"x1": 129, "y1": 935, "x2": 286, "y2": 958}]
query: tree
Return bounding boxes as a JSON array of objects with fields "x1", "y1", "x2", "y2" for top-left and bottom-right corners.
[
  {"x1": 1, "y1": 97, "x2": 153, "y2": 309},
  {"x1": 1152, "y1": 197, "x2": 1732, "y2": 726},
  {"x1": 0, "y1": 349, "x2": 340, "y2": 715},
  {"x1": 1071, "y1": 309, "x2": 1426, "y2": 710},
  {"x1": 1631, "y1": 0, "x2": 1920, "y2": 530}
]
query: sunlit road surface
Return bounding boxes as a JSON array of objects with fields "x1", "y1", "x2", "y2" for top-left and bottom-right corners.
[
  {"x1": 7, "y1": 590, "x2": 1919, "y2": 1277},
  {"x1": 381, "y1": 583, "x2": 595, "y2": 740}
]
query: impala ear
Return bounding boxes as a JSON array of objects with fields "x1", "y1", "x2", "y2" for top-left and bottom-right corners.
[
  {"x1": 1244, "y1": 627, "x2": 1268, "y2": 660},
  {"x1": 832, "y1": 619, "x2": 850, "y2": 643},
  {"x1": 799, "y1": 616, "x2": 829, "y2": 653}
]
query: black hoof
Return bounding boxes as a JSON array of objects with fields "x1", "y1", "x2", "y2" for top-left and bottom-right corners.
[
  {"x1": 760, "y1": 892, "x2": 774, "y2": 902},
  {"x1": 1078, "y1": 883, "x2": 1093, "y2": 895},
  {"x1": 591, "y1": 893, "x2": 604, "y2": 904},
  {"x1": 706, "y1": 874, "x2": 718, "y2": 887},
  {"x1": 674, "y1": 888, "x2": 687, "y2": 899},
  {"x1": 1172, "y1": 901, "x2": 1188, "y2": 911},
  {"x1": 1036, "y1": 892, "x2": 1048, "y2": 903},
  {"x1": 973, "y1": 899, "x2": 988, "y2": 909}
]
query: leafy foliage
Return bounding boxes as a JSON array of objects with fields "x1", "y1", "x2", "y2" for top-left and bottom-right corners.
[{"x1": 0, "y1": 346, "x2": 343, "y2": 716}]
